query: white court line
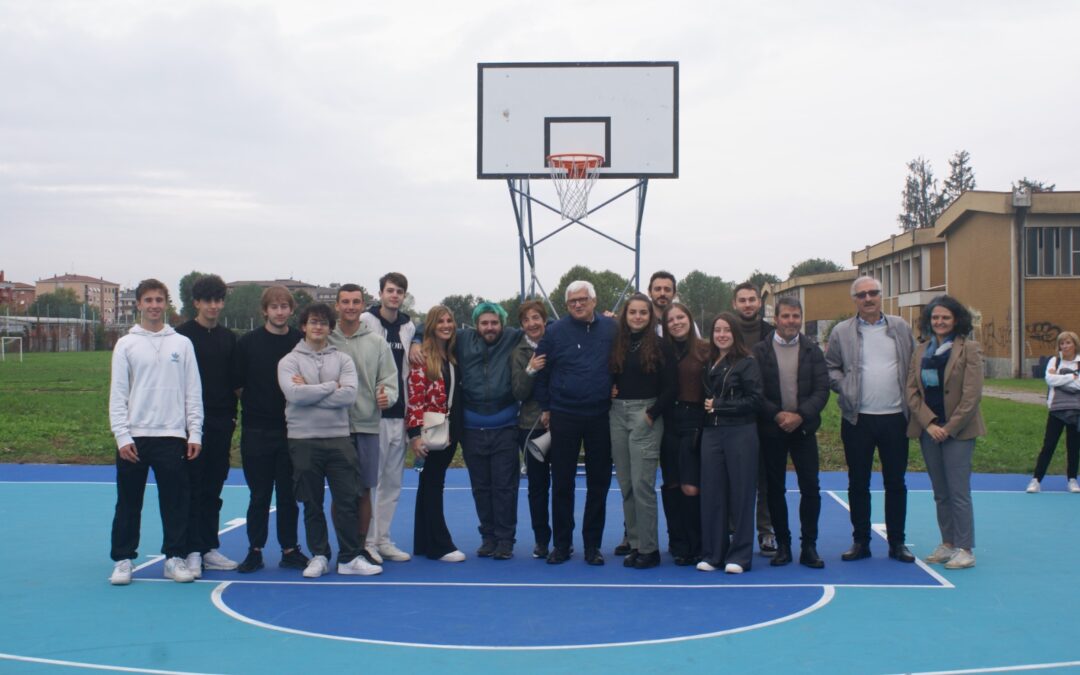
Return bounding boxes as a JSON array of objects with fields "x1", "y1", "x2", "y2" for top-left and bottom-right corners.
[
  {"x1": 825, "y1": 490, "x2": 955, "y2": 589},
  {"x1": 210, "y1": 581, "x2": 836, "y2": 650},
  {"x1": 136, "y1": 577, "x2": 946, "y2": 590},
  {"x1": 0, "y1": 652, "x2": 220, "y2": 674},
  {"x1": 901, "y1": 661, "x2": 1080, "y2": 674}
]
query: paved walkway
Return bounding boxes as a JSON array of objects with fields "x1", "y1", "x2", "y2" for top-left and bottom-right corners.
[{"x1": 982, "y1": 386, "x2": 1045, "y2": 406}]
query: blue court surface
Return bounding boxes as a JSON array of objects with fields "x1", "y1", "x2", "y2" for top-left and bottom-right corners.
[{"x1": 2, "y1": 464, "x2": 1079, "y2": 674}]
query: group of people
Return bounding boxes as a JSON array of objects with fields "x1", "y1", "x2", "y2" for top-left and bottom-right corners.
[{"x1": 108, "y1": 267, "x2": 1004, "y2": 585}]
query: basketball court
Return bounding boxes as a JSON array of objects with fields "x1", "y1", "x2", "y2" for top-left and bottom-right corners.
[{"x1": 2, "y1": 463, "x2": 1079, "y2": 674}]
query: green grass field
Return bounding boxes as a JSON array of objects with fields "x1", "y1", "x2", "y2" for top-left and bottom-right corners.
[{"x1": 0, "y1": 351, "x2": 1065, "y2": 475}]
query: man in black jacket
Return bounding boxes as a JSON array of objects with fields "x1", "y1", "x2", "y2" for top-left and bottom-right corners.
[{"x1": 752, "y1": 296, "x2": 830, "y2": 568}]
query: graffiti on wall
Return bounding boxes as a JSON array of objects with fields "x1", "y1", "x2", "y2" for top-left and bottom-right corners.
[
  {"x1": 977, "y1": 309, "x2": 1011, "y2": 353},
  {"x1": 1027, "y1": 321, "x2": 1063, "y2": 344}
]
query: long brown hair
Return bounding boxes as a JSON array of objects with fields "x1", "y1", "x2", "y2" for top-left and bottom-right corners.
[
  {"x1": 708, "y1": 312, "x2": 751, "y2": 365},
  {"x1": 421, "y1": 305, "x2": 457, "y2": 380},
  {"x1": 662, "y1": 302, "x2": 709, "y2": 361},
  {"x1": 610, "y1": 294, "x2": 662, "y2": 374}
]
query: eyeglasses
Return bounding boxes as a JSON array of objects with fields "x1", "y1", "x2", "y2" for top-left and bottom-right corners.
[
  {"x1": 854, "y1": 289, "x2": 881, "y2": 300},
  {"x1": 306, "y1": 319, "x2": 330, "y2": 327},
  {"x1": 566, "y1": 297, "x2": 592, "y2": 306}
]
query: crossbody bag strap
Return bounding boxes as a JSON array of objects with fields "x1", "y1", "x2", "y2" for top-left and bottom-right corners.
[{"x1": 446, "y1": 364, "x2": 455, "y2": 412}]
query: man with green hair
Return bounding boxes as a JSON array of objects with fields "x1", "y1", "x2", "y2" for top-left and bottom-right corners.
[{"x1": 455, "y1": 302, "x2": 524, "y2": 560}]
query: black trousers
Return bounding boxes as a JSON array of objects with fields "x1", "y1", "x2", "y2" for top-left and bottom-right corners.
[
  {"x1": 520, "y1": 427, "x2": 553, "y2": 546},
  {"x1": 462, "y1": 427, "x2": 520, "y2": 544},
  {"x1": 414, "y1": 441, "x2": 459, "y2": 559},
  {"x1": 841, "y1": 413, "x2": 908, "y2": 545},
  {"x1": 549, "y1": 409, "x2": 612, "y2": 552},
  {"x1": 288, "y1": 437, "x2": 362, "y2": 564},
  {"x1": 186, "y1": 415, "x2": 235, "y2": 554},
  {"x1": 241, "y1": 426, "x2": 300, "y2": 551},
  {"x1": 1033, "y1": 412, "x2": 1080, "y2": 480},
  {"x1": 111, "y1": 436, "x2": 190, "y2": 560},
  {"x1": 660, "y1": 404, "x2": 703, "y2": 558},
  {"x1": 760, "y1": 428, "x2": 821, "y2": 547}
]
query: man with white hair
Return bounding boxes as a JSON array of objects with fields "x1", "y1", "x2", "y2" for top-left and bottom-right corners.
[
  {"x1": 825, "y1": 276, "x2": 916, "y2": 563},
  {"x1": 534, "y1": 281, "x2": 618, "y2": 566}
]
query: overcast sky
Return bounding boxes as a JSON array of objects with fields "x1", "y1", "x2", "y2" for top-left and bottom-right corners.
[{"x1": 3, "y1": 0, "x2": 1079, "y2": 310}]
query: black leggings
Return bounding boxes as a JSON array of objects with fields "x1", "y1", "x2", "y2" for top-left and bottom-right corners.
[{"x1": 1033, "y1": 412, "x2": 1080, "y2": 480}]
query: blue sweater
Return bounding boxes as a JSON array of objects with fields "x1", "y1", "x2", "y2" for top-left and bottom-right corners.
[{"x1": 533, "y1": 313, "x2": 617, "y2": 417}]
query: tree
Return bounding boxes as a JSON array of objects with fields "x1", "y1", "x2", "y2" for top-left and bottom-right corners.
[
  {"x1": 178, "y1": 270, "x2": 207, "y2": 320},
  {"x1": 220, "y1": 284, "x2": 265, "y2": 331},
  {"x1": 789, "y1": 258, "x2": 844, "y2": 279},
  {"x1": 292, "y1": 289, "x2": 313, "y2": 322},
  {"x1": 1012, "y1": 177, "x2": 1056, "y2": 193},
  {"x1": 676, "y1": 270, "x2": 731, "y2": 328},
  {"x1": 746, "y1": 269, "x2": 781, "y2": 291},
  {"x1": 28, "y1": 288, "x2": 87, "y2": 319},
  {"x1": 549, "y1": 265, "x2": 632, "y2": 315},
  {"x1": 498, "y1": 295, "x2": 524, "y2": 327},
  {"x1": 942, "y1": 149, "x2": 976, "y2": 204},
  {"x1": 898, "y1": 157, "x2": 946, "y2": 231},
  {"x1": 440, "y1": 294, "x2": 480, "y2": 327}
]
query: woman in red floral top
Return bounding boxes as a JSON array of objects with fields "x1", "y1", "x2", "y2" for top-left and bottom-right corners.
[{"x1": 408, "y1": 305, "x2": 465, "y2": 561}]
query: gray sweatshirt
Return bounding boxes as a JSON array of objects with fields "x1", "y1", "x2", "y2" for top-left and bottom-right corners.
[{"x1": 277, "y1": 339, "x2": 358, "y2": 439}]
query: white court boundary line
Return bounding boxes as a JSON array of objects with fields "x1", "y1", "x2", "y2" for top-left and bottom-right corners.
[
  {"x1": 903, "y1": 661, "x2": 1080, "y2": 674},
  {"x1": 210, "y1": 581, "x2": 835, "y2": 651},
  {"x1": 0, "y1": 652, "x2": 219, "y2": 674}
]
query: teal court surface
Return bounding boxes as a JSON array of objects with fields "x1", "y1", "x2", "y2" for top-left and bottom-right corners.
[{"x1": 1, "y1": 464, "x2": 1079, "y2": 674}]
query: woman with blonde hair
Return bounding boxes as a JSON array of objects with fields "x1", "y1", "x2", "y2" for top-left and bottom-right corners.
[
  {"x1": 407, "y1": 306, "x2": 465, "y2": 561},
  {"x1": 1027, "y1": 330, "x2": 1080, "y2": 495}
]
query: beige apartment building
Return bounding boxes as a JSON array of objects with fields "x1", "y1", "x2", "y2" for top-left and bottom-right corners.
[{"x1": 35, "y1": 274, "x2": 120, "y2": 324}]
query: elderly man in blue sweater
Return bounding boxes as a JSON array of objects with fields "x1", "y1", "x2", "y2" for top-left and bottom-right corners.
[{"x1": 534, "y1": 281, "x2": 618, "y2": 566}]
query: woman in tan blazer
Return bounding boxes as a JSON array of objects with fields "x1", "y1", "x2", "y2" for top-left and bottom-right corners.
[{"x1": 907, "y1": 295, "x2": 985, "y2": 570}]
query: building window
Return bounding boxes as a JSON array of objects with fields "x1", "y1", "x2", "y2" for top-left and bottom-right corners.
[{"x1": 1027, "y1": 227, "x2": 1080, "y2": 277}]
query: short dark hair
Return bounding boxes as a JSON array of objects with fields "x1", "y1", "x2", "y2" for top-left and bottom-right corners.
[
  {"x1": 648, "y1": 270, "x2": 677, "y2": 293},
  {"x1": 518, "y1": 299, "x2": 548, "y2": 324},
  {"x1": 191, "y1": 274, "x2": 227, "y2": 302},
  {"x1": 135, "y1": 278, "x2": 169, "y2": 302},
  {"x1": 260, "y1": 285, "x2": 294, "y2": 312},
  {"x1": 379, "y1": 272, "x2": 408, "y2": 293},
  {"x1": 300, "y1": 302, "x2": 336, "y2": 331},
  {"x1": 775, "y1": 296, "x2": 802, "y2": 313},
  {"x1": 918, "y1": 294, "x2": 973, "y2": 339},
  {"x1": 336, "y1": 283, "x2": 364, "y2": 302},
  {"x1": 733, "y1": 281, "x2": 760, "y2": 297}
]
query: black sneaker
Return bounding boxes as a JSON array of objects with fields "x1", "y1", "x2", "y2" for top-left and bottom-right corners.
[
  {"x1": 546, "y1": 547, "x2": 570, "y2": 564},
  {"x1": 532, "y1": 543, "x2": 550, "y2": 559},
  {"x1": 237, "y1": 549, "x2": 264, "y2": 574},
  {"x1": 493, "y1": 541, "x2": 514, "y2": 560},
  {"x1": 279, "y1": 548, "x2": 310, "y2": 570},
  {"x1": 584, "y1": 547, "x2": 605, "y2": 566},
  {"x1": 477, "y1": 539, "x2": 497, "y2": 558}
]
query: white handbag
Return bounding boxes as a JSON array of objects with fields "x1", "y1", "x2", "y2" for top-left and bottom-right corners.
[{"x1": 420, "y1": 366, "x2": 454, "y2": 451}]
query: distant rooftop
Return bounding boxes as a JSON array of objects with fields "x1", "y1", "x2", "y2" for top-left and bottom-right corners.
[{"x1": 37, "y1": 274, "x2": 120, "y2": 286}]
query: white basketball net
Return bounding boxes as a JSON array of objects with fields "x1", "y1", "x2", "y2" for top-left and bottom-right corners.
[{"x1": 547, "y1": 154, "x2": 603, "y2": 221}]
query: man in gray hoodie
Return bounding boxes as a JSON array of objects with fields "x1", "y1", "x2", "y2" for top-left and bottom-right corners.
[
  {"x1": 278, "y1": 302, "x2": 374, "y2": 577},
  {"x1": 330, "y1": 284, "x2": 398, "y2": 572}
]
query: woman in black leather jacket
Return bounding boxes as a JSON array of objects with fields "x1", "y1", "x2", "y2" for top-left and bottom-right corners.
[{"x1": 697, "y1": 312, "x2": 764, "y2": 574}]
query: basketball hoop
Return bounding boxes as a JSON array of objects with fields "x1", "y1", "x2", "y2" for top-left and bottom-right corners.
[{"x1": 547, "y1": 153, "x2": 603, "y2": 220}]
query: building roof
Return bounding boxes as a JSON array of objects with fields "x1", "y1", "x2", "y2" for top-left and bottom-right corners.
[
  {"x1": 851, "y1": 227, "x2": 941, "y2": 266},
  {"x1": 935, "y1": 190, "x2": 1080, "y2": 237},
  {"x1": 768, "y1": 269, "x2": 858, "y2": 294},
  {"x1": 37, "y1": 274, "x2": 120, "y2": 286}
]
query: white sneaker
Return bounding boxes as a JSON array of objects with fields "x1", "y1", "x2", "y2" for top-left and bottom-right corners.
[
  {"x1": 338, "y1": 556, "x2": 383, "y2": 576},
  {"x1": 1069, "y1": 479, "x2": 1080, "y2": 493},
  {"x1": 110, "y1": 559, "x2": 133, "y2": 585},
  {"x1": 365, "y1": 546, "x2": 384, "y2": 564},
  {"x1": 944, "y1": 549, "x2": 976, "y2": 569},
  {"x1": 439, "y1": 550, "x2": 466, "y2": 562},
  {"x1": 1026, "y1": 478, "x2": 1041, "y2": 493},
  {"x1": 303, "y1": 555, "x2": 329, "y2": 578},
  {"x1": 203, "y1": 549, "x2": 238, "y2": 570},
  {"x1": 185, "y1": 552, "x2": 203, "y2": 579},
  {"x1": 925, "y1": 544, "x2": 957, "y2": 564},
  {"x1": 696, "y1": 560, "x2": 718, "y2": 572},
  {"x1": 163, "y1": 557, "x2": 195, "y2": 583},
  {"x1": 724, "y1": 563, "x2": 744, "y2": 574},
  {"x1": 377, "y1": 542, "x2": 412, "y2": 562}
]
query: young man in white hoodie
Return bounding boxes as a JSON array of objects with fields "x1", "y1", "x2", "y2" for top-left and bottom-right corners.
[{"x1": 108, "y1": 279, "x2": 204, "y2": 585}]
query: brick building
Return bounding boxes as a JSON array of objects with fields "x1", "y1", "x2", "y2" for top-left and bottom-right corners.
[
  {"x1": 36, "y1": 274, "x2": 120, "y2": 324},
  {"x1": 0, "y1": 270, "x2": 36, "y2": 314}
]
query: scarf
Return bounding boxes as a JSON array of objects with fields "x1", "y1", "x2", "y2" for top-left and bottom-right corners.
[{"x1": 920, "y1": 335, "x2": 953, "y2": 388}]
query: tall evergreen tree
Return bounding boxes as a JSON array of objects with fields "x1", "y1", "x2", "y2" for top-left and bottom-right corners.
[
  {"x1": 898, "y1": 157, "x2": 946, "y2": 231},
  {"x1": 942, "y1": 150, "x2": 976, "y2": 204}
]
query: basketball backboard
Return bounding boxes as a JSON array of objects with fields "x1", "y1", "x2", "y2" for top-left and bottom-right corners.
[{"x1": 477, "y1": 62, "x2": 678, "y2": 179}]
